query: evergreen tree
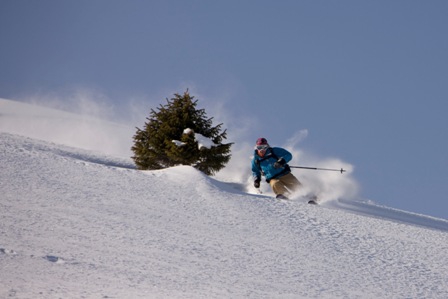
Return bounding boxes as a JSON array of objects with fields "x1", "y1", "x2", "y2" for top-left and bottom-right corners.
[{"x1": 131, "y1": 91, "x2": 233, "y2": 175}]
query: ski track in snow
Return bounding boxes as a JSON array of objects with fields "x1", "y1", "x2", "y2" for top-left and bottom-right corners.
[{"x1": 1, "y1": 132, "x2": 448, "y2": 299}]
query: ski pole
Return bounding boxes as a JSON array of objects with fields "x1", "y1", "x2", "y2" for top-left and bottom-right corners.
[{"x1": 290, "y1": 166, "x2": 346, "y2": 173}]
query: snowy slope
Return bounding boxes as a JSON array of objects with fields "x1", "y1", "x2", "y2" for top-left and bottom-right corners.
[
  {"x1": 1, "y1": 132, "x2": 448, "y2": 299},
  {"x1": 0, "y1": 98, "x2": 134, "y2": 158}
]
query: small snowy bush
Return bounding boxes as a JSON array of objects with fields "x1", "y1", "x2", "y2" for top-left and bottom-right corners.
[{"x1": 131, "y1": 90, "x2": 232, "y2": 175}]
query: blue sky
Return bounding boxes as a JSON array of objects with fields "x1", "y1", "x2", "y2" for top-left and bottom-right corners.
[{"x1": 1, "y1": 0, "x2": 447, "y2": 219}]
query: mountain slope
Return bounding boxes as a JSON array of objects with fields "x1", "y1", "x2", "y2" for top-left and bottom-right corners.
[
  {"x1": 1, "y1": 132, "x2": 448, "y2": 299},
  {"x1": 0, "y1": 98, "x2": 134, "y2": 158}
]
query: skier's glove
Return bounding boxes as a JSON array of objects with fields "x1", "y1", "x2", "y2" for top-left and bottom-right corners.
[
  {"x1": 273, "y1": 158, "x2": 286, "y2": 169},
  {"x1": 254, "y1": 177, "x2": 261, "y2": 188}
]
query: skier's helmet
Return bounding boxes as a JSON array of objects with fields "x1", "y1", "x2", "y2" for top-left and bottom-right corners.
[
  {"x1": 255, "y1": 138, "x2": 269, "y2": 157},
  {"x1": 256, "y1": 138, "x2": 268, "y2": 146}
]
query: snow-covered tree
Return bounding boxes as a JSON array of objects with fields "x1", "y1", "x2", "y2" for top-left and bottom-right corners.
[{"x1": 131, "y1": 91, "x2": 233, "y2": 175}]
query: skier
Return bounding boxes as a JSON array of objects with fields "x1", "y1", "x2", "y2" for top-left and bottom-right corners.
[{"x1": 252, "y1": 137, "x2": 302, "y2": 199}]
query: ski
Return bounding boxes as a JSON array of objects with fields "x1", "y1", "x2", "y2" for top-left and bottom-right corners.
[{"x1": 306, "y1": 194, "x2": 318, "y2": 205}]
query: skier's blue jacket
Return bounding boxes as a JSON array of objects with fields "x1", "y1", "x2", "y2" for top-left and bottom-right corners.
[{"x1": 252, "y1": 147, "x2": 292, "y2": 182}]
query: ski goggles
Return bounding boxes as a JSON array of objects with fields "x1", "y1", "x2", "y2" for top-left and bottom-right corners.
[{"x1": 256, "y1": 144, "x2": 268, "y2": 150}]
